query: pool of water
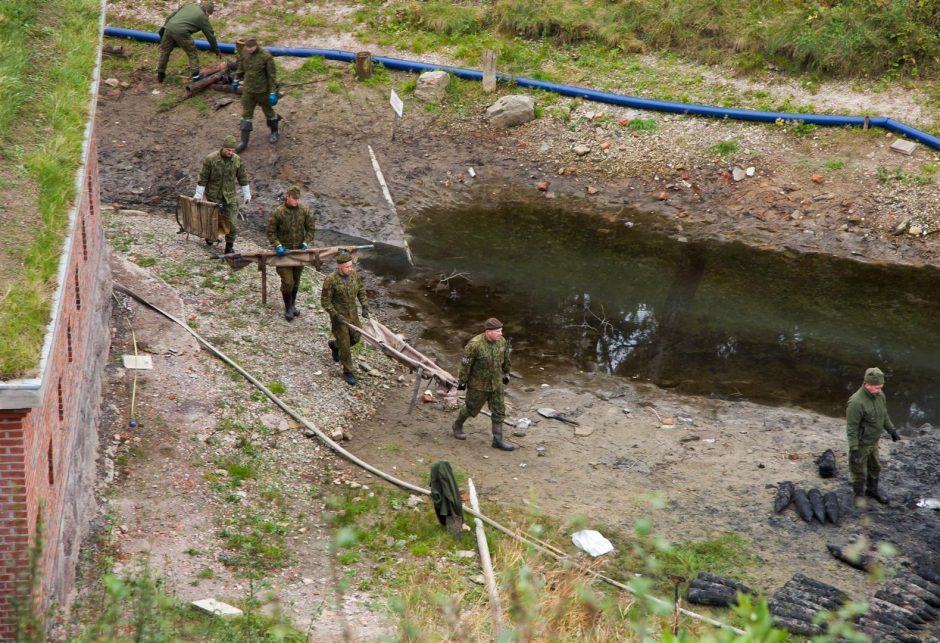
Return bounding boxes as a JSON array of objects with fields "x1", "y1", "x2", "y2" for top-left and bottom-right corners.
[{"x1": 362, "y1": 202, "x2": 940, "y2": 425}]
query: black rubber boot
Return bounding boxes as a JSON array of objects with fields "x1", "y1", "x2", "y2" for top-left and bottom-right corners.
[
  {"x1": 267, "y1": 115, "x2": 280, "y2": 144},
  {"x1": 290, "y1": 285, "x2": 300, "y2": 317},
  {"x1": 866, "y1": 477, "x2": 890, "y2": 505},
  {"x1": 343, "y1": 372, "x2": 356, "y2": 386},
  {"x1": 491, "y1": 420, "x2": 515, "y2": 451},
  {"x1": 224, "y1": 242, "x2": 234, "y2": 254},
  {"x1": 235, "y1": 119, "x2": 252, "y2": 153},
  {"x1": 282, "y1": 292, "x2": 294, "y2": 321},
  {"x1": 156, "y1": 70, "x2": 166, "y2": 83},
  {"x1": 451, "y1": 415, "x2": 467, "y2": 441},
  {"x1": 328, "y1": 340, "x2": 339, "y2": 362}
]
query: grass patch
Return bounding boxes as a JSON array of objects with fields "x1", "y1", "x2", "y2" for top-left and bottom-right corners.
[
  {"x1": 821, "y1": 158, "x2": 845, "y2": 170},
  {"x1": 707, "y1": 139, "x2": 740, "y2": 157},
  {"x1": 0, "y1": 0, "x2": 102, "y2": 378},
  {"x1": 628, "y1": 117, "x2": 659, "y2": 132}
]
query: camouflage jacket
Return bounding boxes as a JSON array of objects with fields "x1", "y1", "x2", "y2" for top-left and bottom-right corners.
[
  {"x1": 458, "y1": 333, "x2": 510, "y2": 393},
  {"x1": 266, "y1": 202, "x2": 314, "y2": 249},
  {"x1": 846, "y1": 386, "x2": 895, "y2": 449},
  {"x1": 320, "y1": 270, "x2": 368, "y2": 322},
  {"x1": 236, "y1": 47, "x2": 277, "y2": 94},
  {"x1": 198, "y1": 151, "x2": 248, "y2": 205},
  {"x1": 164, "y1": 3, "x2": 218, "y2": 52}
]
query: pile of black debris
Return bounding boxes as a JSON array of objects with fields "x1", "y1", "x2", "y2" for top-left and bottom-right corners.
[
  {"x1": 686, "y1": 572, "x2": 756, "y2": 607},
  {"x1": 774, "y1": 480, "x2": 841, "y2": 525},
  {"x1": 768, "y1": 572, "x2": 849, "y2": 636},
  {"x1": 856, "y1": 566, "x2": 940, "y2": 642}
]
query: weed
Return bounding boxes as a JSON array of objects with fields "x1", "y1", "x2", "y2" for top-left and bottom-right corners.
[
  {"x1": 326, "y1": 79, "x2": 343, "y2": 94},
  {"x1": 183, "y1": 547, "x2": 204, "y2": 556},
  {"x1": 628, "y1": 118, "x2": 659, "y2": 132},
  {"x1": 266, "y1": 380, "x2": 287, "y2": 395},
  {"x1": 791, "y1": 121, "x2": 817, "y2": 137},
  {"x1": 821, "y1": 158, "x2": 845, "y2": 170},
  {"x1": 132, "y1": 256, "x2": 158, "y2": 268},
  {"x1": 707, "y1": 139, "x2": 739, "y2": 157}
]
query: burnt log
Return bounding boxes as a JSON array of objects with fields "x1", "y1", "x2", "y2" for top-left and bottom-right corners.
[
  {"x1": 823, "y1": 491, "x2": 841, "y2": 525},
  {"x1": 696, "y1": 571, "x2": 756, "y2": 595},
  {"x1": 774, "y1": 480, "x2": 794, "y2": 513},
  {"x1": 808, "y1": 488, "x2": 827, "y2": 523},
  {"x1": 794, "y1": 488, "x2": 815, "y2": 522},
  {"x1": 791, "y1": 573, "x2": 849, "y2": 602},
  {"x1": 827, "y1": 543, "x2": 873, "y2": 571}
]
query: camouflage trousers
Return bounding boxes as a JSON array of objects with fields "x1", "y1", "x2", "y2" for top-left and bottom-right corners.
[
  {"x1": 241, "y1": 91, "x2": 276, "y2": 120},
  {"x1": 157, "y1": 32, "x2": 200, "y2": 76},
  {"x1": 849, "y1": 443, "x2": 882, "y2": 483},
  {"x1": 330, "y1": 319, "x2": 361, "y2": 374},
  {"x1": 276, "y1": 266, "x2": 303, "y2": 293},
  {"x1": 221, "y1": 201, "x2": 238, "y2": 244},
  {"x1": 458, "y1": 387, "x2": 506, "y2": 424}
]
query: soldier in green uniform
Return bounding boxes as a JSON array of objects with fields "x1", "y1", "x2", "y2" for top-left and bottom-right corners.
[
  {"x1": 231, "y1": 37, "x2": 280, "y2": 152},
  {"x1": 266, "y1": 185, "x2": 315, "y2": 321},
  {"x1": 156, "y1": 1, "x2": 220, "y2": 83},
  {"x1": 194, "y1": 135, "x2": 251, "y2": 254},
  {"x1": 846, "y1": 367, "x2": 900, "y2": 505},
  {"x1": 451, "y1": 318, "x2": 515, "y2": 451},
  {"x1": 320, "y1": 252, "x2": 370, "y2": 386}
]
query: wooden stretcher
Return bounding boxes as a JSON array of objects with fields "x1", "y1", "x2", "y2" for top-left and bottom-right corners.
[
  {"x1": 345, "y1": 318, "x2": 458, "y2": 412},
  {"x1": 219, "y1": 245, "x2": 373, "y2": 305},
  {"x1": 176, "y1": 195, "x2": 230, "y2": 241}
]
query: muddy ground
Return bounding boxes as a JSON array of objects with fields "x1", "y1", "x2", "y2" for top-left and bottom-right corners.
[{"x1": 89, "y1": 47, "x2": 940, "y2": 636}]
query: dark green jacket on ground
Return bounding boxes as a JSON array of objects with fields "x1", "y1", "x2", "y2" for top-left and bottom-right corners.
[
  {"x1": 236, "y1": 47, "x2": 278, "y2": 94},
  {"x1": 320, "y1": 270, "x2": 368, "y2": 322},
  {"x1": 266, "y1": 202, "x2": 314, "y2": 249},
  {"x1": 458, "y1": 333, "x2": 510, "y2": 393},
  {"x1": 198, "y1": 151, "x2": 248, "y2": 205},
  {"x1": 846, "y1": 385, "x2": 895, "y2": 449},
  {"x1": 164, "y1": 3, "x2": 218, "y2": 52}
]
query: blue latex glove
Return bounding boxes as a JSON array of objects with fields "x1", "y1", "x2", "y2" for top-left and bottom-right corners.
[
  {"x1": 268, "y1": 92, "x2": 279, "y2": 106},
  {"x1": 275, "y1": 244, "x2": 286, "y2": 257},
  {"x1": 298, "y1": 242, "x2": 308, "y2": 250},
  {"x1": 231, "y1": 79, "x2": 238, "y2": 92}
]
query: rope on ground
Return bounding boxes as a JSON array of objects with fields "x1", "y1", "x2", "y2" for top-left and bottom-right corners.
[{"x1": 111, "y1": 282, "x2": 743, "y2": 635}]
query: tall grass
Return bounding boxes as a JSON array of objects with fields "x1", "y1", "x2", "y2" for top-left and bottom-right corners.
[{"x1": 0, "y1": 0, "x2": 100, "y2": 378}]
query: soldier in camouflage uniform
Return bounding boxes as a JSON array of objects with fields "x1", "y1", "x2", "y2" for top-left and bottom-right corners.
[
  {"x1": 320, "y1": 252, "x2": 370, "y2": 386},
  {"x1": 156, "y1": 1, "x2": 220, "y2": 83},
  {"x1": 846, "y1": 367, "x2": 900, "y2": 505},
  {"x1": 232, "y1": 36, "x2": 280, "y2": 152},
  {"x1": 266, "y1": 185, "x2": 315, "y2": 321},
  {"x1": 451, "y1": 318, "x2": 515, "y2": 451},
  {"x1": 194, "y1": 134, "x2": 251, "y2": 254}
]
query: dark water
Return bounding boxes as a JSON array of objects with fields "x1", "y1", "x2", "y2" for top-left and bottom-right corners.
[{"x1": 362, "y1": 203, "x2": 940, "y2": 425}]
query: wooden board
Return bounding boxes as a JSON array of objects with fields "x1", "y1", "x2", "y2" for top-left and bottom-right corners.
[{"x1": 176, "y1": 195, "x2": 229, "y2": 239}]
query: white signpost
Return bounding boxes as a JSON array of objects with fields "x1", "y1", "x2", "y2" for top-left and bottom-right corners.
[{"x1": 389, "y1": 89, "x2": 403, "y2": 140}]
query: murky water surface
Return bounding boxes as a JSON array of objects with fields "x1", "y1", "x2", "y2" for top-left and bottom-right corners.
[{"x1": 362, "y1": 203, "x2": 940, "y2": 425}]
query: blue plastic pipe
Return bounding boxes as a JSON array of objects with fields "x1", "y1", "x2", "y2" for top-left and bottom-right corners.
[{"x1": 104, "y1": 26, "x2": 940, "y2": 150}]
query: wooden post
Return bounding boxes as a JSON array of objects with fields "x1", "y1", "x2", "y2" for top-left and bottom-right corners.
[
  {"x1": 482, "y1": 50, "x2": 497, "y2": 93},
  {"x1": 407, "y1": 367, "x2": 424, "y2": 415},
  {"x1": 259, "y1": 256, "x2": 267, "y2": 305},
  {"x1": 468, "y1": 479, "x2": 503, "y2": 635},
  {"x1": 355, "y1": 51, "x2": 373, "y2": 81}
]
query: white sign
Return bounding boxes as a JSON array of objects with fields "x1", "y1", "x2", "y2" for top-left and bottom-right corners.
[{"x1": 389, "y1": 89, "x2": 403, "y2": 118}]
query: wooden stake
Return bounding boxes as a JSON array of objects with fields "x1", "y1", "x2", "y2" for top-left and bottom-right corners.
[
  {"x1": 259, "y1": 256, "x2": 267, "y2": 305},
  {"x1": 468, "y1": 478, "x2": 503, "y2": 634},
  {"x1": 355, "y1": 51, "x2": 373, "y2": 81},
  {"x1": 407, "y1": 366, "x2": 424, "y2": 415},
  {"x1": 482, "y1": 50, "x2": 497, "y2": 93}
]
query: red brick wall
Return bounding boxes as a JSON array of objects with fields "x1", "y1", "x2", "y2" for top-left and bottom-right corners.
[{"x1": 0, "y1": 132, "x2": 110, "y2": 637}]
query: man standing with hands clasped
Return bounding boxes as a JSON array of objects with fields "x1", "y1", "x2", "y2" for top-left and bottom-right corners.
[
  {"x1": 846, "y1": 367, "x2": 900, "y2": 505},
  {"x1": 266, "y1": 185, "x2": 314, "y2": 321},
  {"x1": 232, "y1": 36, "x2": 280, "y2": 152},
  {"x1": 451, "y1": 318, "x2": 515, "y2": 451}
]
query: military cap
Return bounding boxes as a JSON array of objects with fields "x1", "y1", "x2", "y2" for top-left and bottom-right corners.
[
  {"x1": 244, "y1": 36, "x2": 258, "y2": 47},
  {"x1": 286, "y1": 185, "x2": 301, "y2": 198},
  {"x1": 864, "y1": 367, "x2": 885, "y2": 385},
  {"x1": 336, "y1": 251, "x2": 353, "y2": 264},
  {"x1": 483, "y1": 317, "x2": 503, "y2": 330},
  {"x1": 201, "y1": 0, "x2": 214, "y2": 14},
  {"x1": 221, "y1": 134, "x2": 237, "y2": 149}
]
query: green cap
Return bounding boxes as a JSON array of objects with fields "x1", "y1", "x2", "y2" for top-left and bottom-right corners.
[
  {"x1": 201, "y1": 1, "x2": 215, "y2": 14},
  {"x1": 336, "y1": 251, "x2": 352, "y2": 264},
  {"x1": 864, "y1": 367, "x2": 885, "y2": 385},
  {"x1": 286, "y1": 185, "x2": 301, "y2": 198},
  {"x1": 222, "y1": 134, "x2": 237, "y2": 149}
]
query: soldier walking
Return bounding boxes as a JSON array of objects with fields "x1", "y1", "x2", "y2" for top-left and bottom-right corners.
[
  {"x1": 232, "y1": 37, "x2": 280, "y2": 152},
  {"x1": 320, "y1": 252, "x2": 370, "y2": 386},
  {"x1": 266, "y1": 185, "x2": 314, "y2": 321},
  {"x1": 194, "y1": 134, "x2": 250, "y2": 254},
  {"x1": 156, "y1": 1, "x2": 220, "y2": 83},
  {"x1": 451, "y1": 318, "x2": 515, "y2": 451},
  {"x1": 846, "y1": 367, "x2": 900, "y2": 505}
]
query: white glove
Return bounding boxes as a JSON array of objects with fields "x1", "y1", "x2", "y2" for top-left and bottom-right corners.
[
  {"x1": 242, "y1": 185, "x2": 251, "y2": 204},
  {"x1": 193, "y1": 185, "x2": 205, "y2": 201}
]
